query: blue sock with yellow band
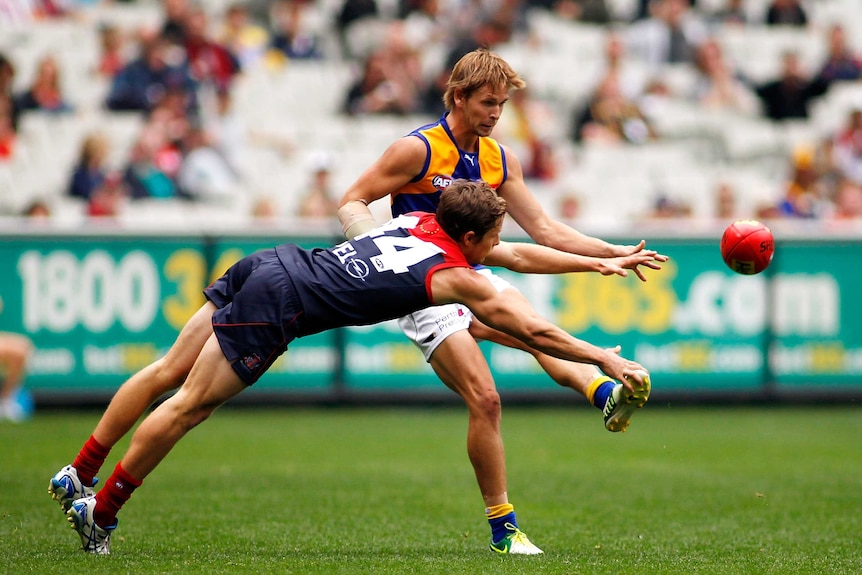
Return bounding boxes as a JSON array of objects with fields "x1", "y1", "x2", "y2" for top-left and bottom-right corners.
[
  {"x1": 486, "y1": 503, "x2": 517, "y2": 543},
  {"x1": 586, "y1": 375, "x2": 615, "y2": 409}
]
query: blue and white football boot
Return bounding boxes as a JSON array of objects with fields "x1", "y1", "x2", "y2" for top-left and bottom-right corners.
[
  {"x1": 67, "y1": 496, "x2": 116, "y2": 555},
  {"x1": 49, "y1": 465, "x2": 96, "y2": 512}
]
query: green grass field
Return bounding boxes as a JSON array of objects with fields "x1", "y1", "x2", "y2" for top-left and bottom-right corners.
[{"x1": 3, "y1": 405, "x2": 861, "y2": 574}]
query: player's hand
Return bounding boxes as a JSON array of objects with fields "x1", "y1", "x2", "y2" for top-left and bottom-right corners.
[
  {"x1": 596, "y1": 251, "x2": 666, "y2": 279},
  {"x1": 600, "y1": 345, "x2": 649, "y2": 391},
  {"x1": 611, "y1": 240, "x2": 669, "y2": 282}
]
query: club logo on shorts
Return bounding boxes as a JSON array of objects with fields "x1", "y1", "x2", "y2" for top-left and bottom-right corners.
[
  {"x1": 241, "y1": 353, "x2": 262, "y2": 372},
  {"x1": 432, "y1": 175, "x2": 452, "y2": 191}
]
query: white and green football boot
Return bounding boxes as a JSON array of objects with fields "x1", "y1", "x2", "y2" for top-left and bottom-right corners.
[{"x1": 489, "y1": 523, "x2": 544, "y2": 555}]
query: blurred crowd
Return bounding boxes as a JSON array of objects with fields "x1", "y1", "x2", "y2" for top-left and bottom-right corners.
[{"x1": 1, "y1": 0, "x2": 862, "y2": 226}]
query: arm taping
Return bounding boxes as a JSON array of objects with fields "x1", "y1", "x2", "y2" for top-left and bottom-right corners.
[{"x1": 337, "y1": 200, "x2": 377, "y2": 239}]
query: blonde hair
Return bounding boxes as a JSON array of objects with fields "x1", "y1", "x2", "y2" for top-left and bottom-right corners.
[{"x1": 443, "y1": 49, "x2": 526, "y2": 111}]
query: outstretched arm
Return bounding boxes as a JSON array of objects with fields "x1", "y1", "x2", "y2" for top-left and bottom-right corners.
[
  {"x1": 497, "y1": 147, "x2": 667, "y2": 280},
  {"x1": 483, "y1": 240, "x2": 665, "y2": 280},
  {"x1": 430, "y1": 268, "x2": 648, "y2": 384}
]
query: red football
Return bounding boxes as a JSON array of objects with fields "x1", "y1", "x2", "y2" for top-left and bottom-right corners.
[{"x1": 720, "y1": 220, "x2": 775, "y2": 275}]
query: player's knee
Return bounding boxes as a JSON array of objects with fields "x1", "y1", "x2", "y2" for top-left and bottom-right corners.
[
  {"x1": 151, "y1": 357, "x2": 188, "y2": 391},
  {"x1": 470, "y1": 387, "x2": 501, "y2": 422},
  {"x1": 165, "y1": 392, "x2": 218, "y2": 431},
  {"x1": 181, "y1": 404, "x2": 217, "y2": 431}
]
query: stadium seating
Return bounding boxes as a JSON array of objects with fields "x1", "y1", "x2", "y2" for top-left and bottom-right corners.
[{"x1": 3, "y1": 0, "x2": 862, "y2": 227}]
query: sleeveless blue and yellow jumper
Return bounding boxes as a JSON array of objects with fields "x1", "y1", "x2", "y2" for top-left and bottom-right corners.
[{"x1": 390, "y1": 114, "x2": 509, "y2": 217}]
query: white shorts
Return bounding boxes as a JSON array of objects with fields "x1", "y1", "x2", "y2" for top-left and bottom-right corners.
[{"x1": 398, "y1": 268, "x2": 513, "y2": 361}]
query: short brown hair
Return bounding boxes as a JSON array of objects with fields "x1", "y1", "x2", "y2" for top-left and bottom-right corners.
[
  {"x1": 443, "y1": 49, "x2": 526, "y2": 111},
  {"x1": 436, "y1": 179, "x2": 507, "y2": 241}
]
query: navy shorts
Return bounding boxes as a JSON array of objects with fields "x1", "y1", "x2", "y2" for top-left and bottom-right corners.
[{"x1": 204, "y1": 248, "x2": 303, "y2": 385}]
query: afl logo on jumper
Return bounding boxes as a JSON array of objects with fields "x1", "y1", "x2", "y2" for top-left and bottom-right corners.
[
  {"x1": 345, "y1": 258, "x2": 370, "y2": 280},
  {"x1": 432, "y1": 175, "x2": 452, "y2": 191}
]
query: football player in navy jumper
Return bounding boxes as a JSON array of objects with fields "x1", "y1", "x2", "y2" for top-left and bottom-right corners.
[{"x1": 50, "y1": 180, "x2": 657, "y2": 554}]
